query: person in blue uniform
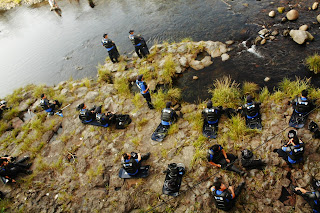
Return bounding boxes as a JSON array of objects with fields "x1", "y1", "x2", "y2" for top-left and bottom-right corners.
[
  {"x1": 202, "y1": 100, "x2": 223, "y2": 127},
  {"x1": 76, "y1": 103, "x2": 96, "y2": 123},
  {"x1": 211, "y1": 177, "x2": 245, "y2": 211},
  {"x1": 292, "y1": 183, "x2": 320, "y2": 213},
  {"x1": 239, "y1": 95, "x2": 261, "y2": 123},
  {"x1": 290, "y1": 90, "x2": 315, "y2": 114},
  {"x1": 129, "y1": 30, "x2": 149, "y2": 58},
  {"x1": 101, "y1": 34, "x2": 119, "y2": 63},
  {"x1": 161, "y1": 102, "x2": 178, "y2": 126},
  {"x1": 273, "y1": 130, "x2": 304, "y2": 168},
  {"x1": 121, "y1": 152, "x2": 150, "y2": 176},
  {"x1": 136, "y1": 74, "x2": 154, "y2": 109},
  {"x1": 40, "y1": 94, "x2": 61, "y2": 114}
]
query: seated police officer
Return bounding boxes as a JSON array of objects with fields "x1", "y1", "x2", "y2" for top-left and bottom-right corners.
[
  {"x1": 241, "y1": 149, "x2": 266, "y2": 170},
  {"x1": 290, "y1": 89, "x2": 315, "y2": 114},
  {"x1": 76, "y1": 103, "x2": 96, "y2": 123},
  {"x1": 0, "y1": 156, "x2": 32, "y2": 183},
  {"x1": 121, "y1": 152, "x2": 150, "y2": 176},
  {"x1": 161, "y1": 102, "x2": 178, "y2": 126},
  {"x1": 273, "y1": 130, "x2": 304, "y2": 168},
  {"x1": 207, "y1": 144, "x2": 245, "y2": 176},
  {"x1": 211, "y1": 177, "x2": 245, "y2": 211},
  {"x1": 40, "y1": 94, "x2": 61, "y2": 114},
  {"x1": 94, "y1": 105, "x2": 116, "y2": 126},
  {"x1": 292, "y1": 183, "x2": 320, "y2": 213},
  {"x1": 239, "y1": 95, "x2": 261, "y2": 123},
  {"x1": 0, "y1": 100, "x2": 9, "y2": 119},
  {"x1": 202, "y1": 100, "x2": 223, "y2": 127}
]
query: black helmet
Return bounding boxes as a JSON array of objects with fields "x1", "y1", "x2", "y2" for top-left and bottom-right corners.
[
  {"x1": 241, "y1": 149, "x2": 253, "y2": 159},
  {"x1": 288, "y1": 130, "x2": 297, "y2": 139},
  {"x1": 103, "y1": 33, "x2": 108, "y2": 37},
  {"x1": 207, "y1": 100, "x2": 213, "y2": 108},
  {"x1": 247, "y1": 95, "x2": 253, "y2": 103}
]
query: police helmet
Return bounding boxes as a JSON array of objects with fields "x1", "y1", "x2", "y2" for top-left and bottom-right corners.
[
  {"x1": 288, "y1": 130, "x2": 297, "y2": 139},
  {"x1": 0, "y1": 100, "x2": 7, "y2": 105}
]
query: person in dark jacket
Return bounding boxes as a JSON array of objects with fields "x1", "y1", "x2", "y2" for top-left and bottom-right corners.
[
  {"x1": 211, "y1": 177, "x2": 245, "y2": 211},
  {"x1": 40, "y1": 94, "x2": 61, "y2": 114},
  {"x1": 94, "y1": 105, "x2": 116, "y2": 126},
  {"x1": 240, "y1": 149, "x2": 266, "y2": 170},
  {"x1": 161, "y1": 102, "x2": 178, "y2": 126},
  {"x1": 239, "y1": 95, "x2": 261, "y2": 123},
  {"x1": 292, "y1": 184, "x2": 320, "y2": 213},
  {"x1": 290, "y1": 89, "x2": 315, "y2": 114},
  {"x1": 273, "y1": 130, "x2": 304, "y2": 168},
  {"x1": 0, "y1": 156, "x2": 32, "y2": 183},
  {"x1": 121, "y1": 152, "x2": 150, "y2": 176},
  {"x1": 128, "y1": 30, "x2": 149, "y2": 58},
  {"x1": 202, "y1": 100, "x2": 223, "y2": 128},
  {"x1": 207, "y1": 144, "x2": 245, "y2": 176},
  {"x1": 76, "y1": 103, "x2": 96, "y2": 123},
  {"x1": 101, "y1": 34, "x2": 119, "y2": 63},
  {"x1": 136, "y1": 74, "x2": 154, "y2": 109}
]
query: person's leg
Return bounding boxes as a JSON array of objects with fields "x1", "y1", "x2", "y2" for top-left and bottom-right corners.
[
  {"x1": 15, "y1": 156, "x2": 29, "y2": 164},
  {"x1": 226, "y1": 153, "x2": 237, "y2": 162},
  {"x1": 234, "y1": 182, "x2": 245, "y2": 198},
  {"x1": 94, "y1": 106, "x2": 102, "y2": 114},
  {"x1": 135, "y1": 46, "x2": 142, "y2": 58},
  {"x1": 141, "y1": 153, "x2": 151, "y2": 161},
  {"x1": 142, "y1": 93, "x2": 154, "y2": 109},
  {"x1": 275, "y1": 149, "x2": 293, "y2": 168}
]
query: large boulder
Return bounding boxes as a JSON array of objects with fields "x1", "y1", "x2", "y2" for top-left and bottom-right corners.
[
  {"x1": 289, "y1": 30, "x2": 314, "y2": 44},
  {"x1": 189, "y1": 60, "x2": 204, "y2": 70},
  {"x1": 317, "y1": 14, "x2": 320, "y2": 23},
  {"x1": 85, "y1": 91, "x2": 99, "y2": 101},
  {"x1": 286, "y1": 9, "x2": 299, "y2": 21},
  {"x1": 201, "y1": 56, "x2": 213, "y2": 67},
  {"x1": 204, "y1": 41, "x2": 227, "y2": 58}
]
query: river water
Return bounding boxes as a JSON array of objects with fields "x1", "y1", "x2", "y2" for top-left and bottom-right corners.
[{"x1": 0, "y1": 0, "x2": 319, "y2": 102}]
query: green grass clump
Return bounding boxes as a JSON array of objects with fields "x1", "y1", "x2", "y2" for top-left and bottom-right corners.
[
  {"x1": 152, "y1": 89, "x2": 166, "y2": 111},
  {"x1": 181, "y1": 37, "x2": 193, "y2": 43},
  {"x1": 167, "y1": 88, "x2": 181, "y2": 102},
  {"x1": 209, "y1": 76, "x2": 241, "y2": 108},
  {"x1": 242, "y1": 82, "x2": 259, "y2": 97},
  {"x1": 6, "y1": 87, "x2": 25, "y2": 107},
  {"x1": 97, "y1": 65, "x2": 112, "y2": 83},
  {"x1": 278, "y1": 77, "x2": 309, "y2": 99},
  {"x1": 132, "y1": 93, "x2": 144, "y2": 110},
  {"x1": 306, "y1": 53, "x2": 320, "y2": 74},
  {"x1": 168, "y1": 123, "x2": 179, "y2": 135},
  {"x1": 32, "y1": 84, "x2": 47, "y2": 99},
  {"x1": 258, "y1": 86, "x2": 270, "y2": 103},
  {"x1": 138, "y1": 66, "x2": 153, "y2": 82},
  {"x1": 3, "y1": 107, "x2": 19, "y2": 121},
  {"x1": 161, "y1": 54, "x2": 177, "y2": 84},
  {"x1": 114, "y1": 77, "x2": 130, "y2": 97}
]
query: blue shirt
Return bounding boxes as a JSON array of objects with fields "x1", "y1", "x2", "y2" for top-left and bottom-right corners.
[
  {"x1": 282, "y1": 145, "x2": 303, "y2": 164},
  {"x1": 211, "y1": 188, "x2": 234, "y2": 201},
  {"x1": 124, "y1": 159, "x2": 139, "y2": 175},
  {"x1": 136, "y1": 80, "x2": 149, "y2": 94}
]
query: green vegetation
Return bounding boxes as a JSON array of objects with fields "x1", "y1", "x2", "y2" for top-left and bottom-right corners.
[
  {"x1": 209, "y1": 76, "x2": 241, "y2": 108},
  {"x1": 242, "y1": 81, "x2": 259, "y2": 98},
  {"x1": 114, "y1": 77, "x2": 130, "y2": 97},
  {"x1": 306, "y1": 53, "x2": 320, "y2": 74},
  {"x1": 97, "y1": 65, "x2": 112, "y2": 83},
  {"x1": 161, "y1": 54, "x2": 177, "y2": 84}
]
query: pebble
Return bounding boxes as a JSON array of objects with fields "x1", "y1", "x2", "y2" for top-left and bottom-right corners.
[
  {"x1": 260, "y1": 39, "x2": 267, "y2": 45},
  {"x1": 317, "y1": 14, "x2": 320, "y2": 23},
  {"x1": 278, "y1": 7, "x2": 285, "y2": 13},
  {"x1": 299, "y1": 24, "x2": 308, "y2": 31},
  {"x1": 192, "y1": 76, "x2": 198, "y2": 80},
  {"x1": 312, "y1": 2, "x2": 319, "y2": 10},
  {"x1": 271, "y1": 30, "x2": 279, "y2": 36},
  {"x1": 286, "y1": 9, "x2": 299, "y2": 21},
  {"x1": 264, "y1": 77, "x2": 270, "y2": 82},
  {"x1": 269, "y1": 11, "x2": 276, "y2": 17}
]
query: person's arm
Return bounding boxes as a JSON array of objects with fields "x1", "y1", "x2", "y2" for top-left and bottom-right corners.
[
  {"x1": 221, "y1": 149, "x2": 230, "y2": 163},
  {"x1": 209, "y1": 161, "x2": 221, "y2": 168},
  {"x1": 228, "y1": 186, "x2": 235, "y2": 199},
  {"x1": 210, "y1": 186, "x2": 216, "y2": 192},
  {"x1": 137, "y1": 153, "x2": 141, "y2": 161},
  {"x1": 295, "y1": 187, "x2": 308, "y2": 194},
  {"x1": 143, "y1": 83, "x2": 149, "y2": 94}
]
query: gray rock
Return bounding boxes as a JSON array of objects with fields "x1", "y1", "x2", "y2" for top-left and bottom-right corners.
[
  {"x1": 221, "y1": 53, "x2": 230, "y2": 61},
  {"x1": 85, "y1": 91, "x2": 99, "y2": 101},
  {"x1": 201, "y1": 56, "x2": 213, "y2": 66},
  {"x1": 289, "y1": 30, "x2": 313, "y2": 44},
  {"x1": 269, "y1": 11, "x2": 276, "y2": 17},
  {"x1": 286, "y1": 9, "x2": 299, "y2": 21},
  {"x1": 189, "y1": 60, "x2": 204, "y2": 70},
  {"x1": 258, "y1": 29, "x2": 269, "y2": 36},
  {"x1": 312, "y1": 2, "x2": 319, "y2": 10},
  {"x1": 271, "y1": 30, "x2": 279, "y2": 36},
  {"x1": 299, "y1": 25, "x2": 308, "y2": 31},
  {"x1": 179, "y1": 56, "x2": 188, "y2": 67},
  {"x1": 75, "y1": 87, "x2": 88, "y2": 97},
  {"x1": 317, "y1": 14, "x2": 320, "y2": 23}
]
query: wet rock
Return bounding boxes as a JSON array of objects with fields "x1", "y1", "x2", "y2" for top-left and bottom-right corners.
[
  {"x1": 221, "y1": 53, "x2": 230, "y2": 61},
  {"x1": 278, "y1": 7, "x2": 285, "y2": 13},
  {"x1": 204, "y1": 41, "x2": 228, "y2": 58},
  {"x1": 317, "y1": 14, "x2": 320, "y2": 23},
  {"x1": 299, "y1": 25, "x2": 308, "y2": 31},
  {"x1": 281, "y1": 17, "x2": 288, "y2": 23},
  {"x1": 189, "y1": 60, "x2": 204, "y2": 70},
  {"x1": 193, "y1": 76, "x2": 198, "y2": 80},
  {"x1": 289, "y1": 30, "x2": 313, "y2": 44},
  {"x1": 255, "y1": 36, "x2": 263, "y2": 44},
  {"x1": 260, "y1": 39, "x2": 267, "y2": 45},
  {"x1": 269, "y1": 11, "x2": 276, "y2": 17},
  {"x1": 286, "y1": 9, "x2": 299, "y2": 21},
  {"x1": 201, "y1": 56, "x2": 213, "y2": 67},
  {"x1": 258, "y1": 29, "x2": 269, "y2": 36},
  {"x1": 271, "y1": 30, "x2": 279, "y2": 36},
  {"x1": 179, "y1": 56, "x2": 188, "y2": 67},
  {"x1": 264, "y1": 77, "x2": 271, "y2": 82},
  {"x1": 312, "y1": 2, "x2": 319, "y2": 10}
]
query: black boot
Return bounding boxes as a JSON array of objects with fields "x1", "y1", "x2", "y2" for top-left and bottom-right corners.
[
  {"x1": 228, "y1": 165, "x2": 245, "y2": 176},
  {"x1": 141, "y1": 152, "x2": 151, "y2": 161}
]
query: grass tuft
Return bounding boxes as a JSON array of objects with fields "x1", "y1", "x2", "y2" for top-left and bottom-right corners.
[
  {"x1": 161, "y1": 54, "x2": 177, "y2": 84},
  {"x1": 306, "y1": 53, "x2": 320, "y2": 74},
  {"x1": 97, "y1": 65, "x2": 112, "y2": 83},
  {"x1": 114, "y1": 77, "x2": 130, "y2": 97}
]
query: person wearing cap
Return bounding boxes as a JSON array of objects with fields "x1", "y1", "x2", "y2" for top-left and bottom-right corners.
[
  {"x1": 290, "y1": 89, "x2": 315, "y2": 115},
  {"x1": 136, "y1": 75, "x2": 154, "y2": 109},
  {"x1": 161, "y1": 102, "x2": 178, "y2": 126},
  {"x1": 101, "y1": 34, "x2": 119, "y2": 63},
  {"x1": 76, "y1": 103, "x2": 97, "y2": 123},
  {"x1": 40, "y1": 94, "x2": 61, "y2": 114},
  {"x1": 240, "y1": 149, "x2": 266, "y2": 170},
  {"x1": 202, "y1": 100, "x2": 223, "y2": 127},
  {"x1": 292, "y1": 181, "x2": 320, "y2": 213},
  {"x1": 121, "y1": 152, "x2": 150, "y2": 176},
  {"x1": 128, "y1": 30, "x2": 148, "y2": 58},
  {"x1": 207, "y1": 144, "x2": 245, "y2": 176},
  {"x1": 0, "y1": 101, "x2": 9, "y2": 119},
  {"x1": 94, "y1": 105, "x2": 116, "y2": 126},
  {"x1": 210, "y1": 177, "x2": 245, "y2": 211},
  {"x1": 238, "y1": 95, "x2": 261, "y2": 123},
  {"x1": 273, "y1": 130, "x2": 305, "y2": 168}
]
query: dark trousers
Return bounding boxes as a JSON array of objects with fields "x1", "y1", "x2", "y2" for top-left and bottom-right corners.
[
  {"x1": 275, "y1": 149, "x2": 291, "y2": 166},
  {"x1": 108, "y1": 47, "x2": 119, "y2": 63},
  {"x1": 49, "y1": 100, "x2": 61, "y2": 111},
  {"x1": 215, "y1": 154, "x2": 243, "y2": 175},
  {"x1": 222, "y1": 183, "x2": 245, "y2": 211},
  {"x1": 142, "y1": 93, "x2": 153, "y2": 108},
  {"x1": 242, "y1": 159, "x2": 266, "y2": 170},
  {"x1": 135, "y1": 46, "x2": 143, "y2": 58}
]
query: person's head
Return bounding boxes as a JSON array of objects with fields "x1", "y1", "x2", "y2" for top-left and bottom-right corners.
[
  {"x1": 208, "y1": 144, "x2": 221, "y2": 155},
  {"x1": 247, "y1": 95, "x2": 253, "y2": 103},
  {"x1": 103, "y1": 33, "x2": 108, "y2": 39},
  {"x1": 302, "y1": 90, "x2": 308, "y2": 98},
  {"x1": 207, "y1": 100, "x2": 213, "y2": 109},
  {"x1": 76, "y1": 103, "x2": 86, "y2": 111},
  {"x1": 241, "y1": 149, "x2": 253, "y2": 159},
  {"x1": 122, "y1": 153, "x2": 131, "y2": 160},
  {"x1": 0, "y1": 159, "x2": 7, "y2": 167},
  {"x1": 41, "y1": 94, "x2": 46, "y2": 99},
  {"x1": 137, "y1": 74, "x2": 143, "y2": 81},
  {"x1": 288, "y1": 130, "x2": 297, "y2": 139},
  {"x1": 213, "y1": 177, "x2": 226, "y2": 191},
  {"x1": 129, "y1": 30, "x2": 134, "y2": 35},
  {"x1": 166, "y1": 102, "x2": 172, "y2": 108}
]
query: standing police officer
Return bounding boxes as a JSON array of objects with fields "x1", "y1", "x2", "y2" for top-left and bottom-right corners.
[
  {"x1": 101, "y1": 34, "x2": 119, "y2": 63},
  {"x1": 129, "y1": 30, "x2": 149, "y2": 58},
  {"x1": 136, "y1": 74, "x2": 154, "y2": 109}
]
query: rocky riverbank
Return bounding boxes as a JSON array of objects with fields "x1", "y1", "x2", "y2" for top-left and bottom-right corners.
[
  {"x1": 0, "y1": 39, "x2": 320, "y2": 212},
  {"x1": 0, "y1": 0, "x2": 42, "y2": 10}
]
